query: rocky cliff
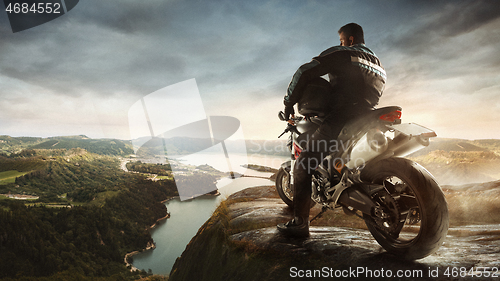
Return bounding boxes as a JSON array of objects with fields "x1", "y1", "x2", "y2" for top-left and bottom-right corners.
[{"x1": 169, "y1": 185, "x2": 500, "y2": 281}]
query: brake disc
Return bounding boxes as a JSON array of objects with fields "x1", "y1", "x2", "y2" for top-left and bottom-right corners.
[{"x1": 373, "y1": 190, "x2": 401, "y2": 234}]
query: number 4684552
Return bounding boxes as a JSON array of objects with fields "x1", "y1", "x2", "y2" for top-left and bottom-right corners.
[{"x1": 5, "y1": 2, "x2": 62, "y2": 14}]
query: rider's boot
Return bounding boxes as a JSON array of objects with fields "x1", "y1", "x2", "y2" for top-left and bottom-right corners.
[
  {"x1": 277, "y1": 150, "x2": 317, "y2": 238},
  {"x1": 277, "y1": 216, "x2": 309, "y2": 238}
]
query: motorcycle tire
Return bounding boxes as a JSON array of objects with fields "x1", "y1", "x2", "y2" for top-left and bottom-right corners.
[
  {"x1": 275, "y1": 167, "x2": 294, "y2": 207},
  {"x1": 275, "y1": 167, "x2": 315, "y2": 209},
  {"x1": 361, "y1": 157, "x2": 449, "y2": 260}
]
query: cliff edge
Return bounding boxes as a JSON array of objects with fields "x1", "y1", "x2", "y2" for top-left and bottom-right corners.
[{"x1": 169, "y1": 185, "x2": 500, "y2": 281}]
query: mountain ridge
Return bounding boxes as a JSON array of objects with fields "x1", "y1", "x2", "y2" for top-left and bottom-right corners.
[{"x1": 2, "y1": 135, "x2": 500, "y2": 185}]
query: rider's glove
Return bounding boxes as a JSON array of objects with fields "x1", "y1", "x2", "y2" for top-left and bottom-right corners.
[{"x1": 284, "y1": 105, "x2": 295, "y2": 121}]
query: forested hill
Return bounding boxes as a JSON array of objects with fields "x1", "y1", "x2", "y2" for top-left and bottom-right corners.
[
  {"x1": 0, "y1": 175, "x2": 177, "y2": 280},
  {"x1": 0, "y1": 145, "x2": 178, "y2": 279},
  {"x1": 0, "y1": 135, "x2": 133, "y2": 156}
]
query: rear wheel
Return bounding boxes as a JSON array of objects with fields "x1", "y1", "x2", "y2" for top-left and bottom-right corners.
[{"x1": 361, "y1": 157, "x2": 449, "y2": 260}]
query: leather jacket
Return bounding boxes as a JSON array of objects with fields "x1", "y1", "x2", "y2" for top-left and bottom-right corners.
[{"x1": 284, "y1": 44, "x2": 386, "y2": 118}]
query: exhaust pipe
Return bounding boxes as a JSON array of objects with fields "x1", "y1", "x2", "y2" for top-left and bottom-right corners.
[{"x1": 346, "y1": 129, "x2": 388, "y2": 169}]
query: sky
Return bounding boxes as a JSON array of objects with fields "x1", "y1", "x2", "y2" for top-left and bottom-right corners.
[{"x1": 1, "y1": 0, "x2": 500, "y2": 141}]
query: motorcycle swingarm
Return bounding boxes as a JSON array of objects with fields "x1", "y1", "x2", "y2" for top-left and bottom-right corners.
[{"x1": 336, "y1": 183, "x2": 379, "y2": 216}]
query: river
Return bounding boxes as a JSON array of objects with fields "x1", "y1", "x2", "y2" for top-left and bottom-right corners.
[{"x1": 130, "y1": 153, "x2": 288, "y2": 275}]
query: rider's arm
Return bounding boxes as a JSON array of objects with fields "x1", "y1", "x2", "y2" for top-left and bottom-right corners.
[
  {"x1": 283, "y1": 46, "x2": 349, "y2": 119},
  {"x1": 284, "y1": 59, "x2": 324, "y2": 107}
]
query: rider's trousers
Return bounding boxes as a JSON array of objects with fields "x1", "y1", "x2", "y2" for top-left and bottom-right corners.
[{"x1": 292, "y1": 107, "x2": 370, "y2": 220}]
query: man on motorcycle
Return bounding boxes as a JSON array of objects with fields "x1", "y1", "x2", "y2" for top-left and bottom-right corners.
[{"x1": 277, "y1": 23, "x2": 387, "y2": 237}]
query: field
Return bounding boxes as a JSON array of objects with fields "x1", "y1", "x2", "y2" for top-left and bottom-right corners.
[{"x1": 0, "y1": 170, "x2": 30, "y2": 185}]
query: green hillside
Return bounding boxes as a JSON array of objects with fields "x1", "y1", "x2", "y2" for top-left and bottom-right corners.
[
  {"x1": 0, "y1": 135, "x2": 43, "y2": 155},
  {"x1": 0, "y1": 149, "x2": 136, "y2": 203},
  {"x1": 1, "y1": 135, "x2": 133, "y2": 156},
  {"x1": 0, "y1": 176, "x2": 177, "y2": 280},
  {"x1": 0, "y1": 170, "x2": 31, "y2": 184},
  {"x1": 0, "y1": 153, "x2": 46, "y2": 173},
  {"x1": 30, "y1": 136, "x2": 133, "y2": 156}
]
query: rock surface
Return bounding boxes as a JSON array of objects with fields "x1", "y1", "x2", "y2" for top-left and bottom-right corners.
[{"x1": 169, "y1": 185, "x2": 500, "y2": 281}]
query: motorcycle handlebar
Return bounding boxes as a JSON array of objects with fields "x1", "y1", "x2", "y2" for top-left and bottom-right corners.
[
  {"x1": 278, "y1": 110, "x2": 303, "y2": 123},
  {"x1": 277, "y1": 111, "x2": 303, "y2": 138},
  {"x1": 278, "y1": 123, "x2": 301, "y2": 138}
]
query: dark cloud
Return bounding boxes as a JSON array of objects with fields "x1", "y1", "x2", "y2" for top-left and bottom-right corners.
[
  {"x1": 391, "y1": 0, "x2": 500, "y2": 53},
  {"x1": 431, "y1": 1, "x2": 500, "y2": 37}
]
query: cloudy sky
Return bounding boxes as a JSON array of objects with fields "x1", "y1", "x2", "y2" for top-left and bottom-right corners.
[{"x1": 1, "y1": 0, "x2": 499, "y2": 141}]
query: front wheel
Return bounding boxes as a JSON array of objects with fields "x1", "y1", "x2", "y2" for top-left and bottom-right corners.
[
  {"x1": 275, "y1": 167, "x2": 293, "y2": 207},
  {"x1": 275, "y1": 167, "x2": 315, "y2": 209},
  {"x1": 361, "y1": 157, "x2": 449, "y2": 260}
]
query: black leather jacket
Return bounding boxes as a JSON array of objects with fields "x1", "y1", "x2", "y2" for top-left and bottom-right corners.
[{"x1": 284, "y1": 44, "x2": 386, "y2": 118}]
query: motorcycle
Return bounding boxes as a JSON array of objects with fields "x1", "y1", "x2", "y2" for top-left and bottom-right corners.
[{"x1": 275, "y1": 106, "x2": 449, "y2": 260}]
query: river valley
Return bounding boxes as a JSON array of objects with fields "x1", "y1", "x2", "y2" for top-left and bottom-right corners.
[{"x1": 130, "y1": 154, "x2": 287, "y2": 275}]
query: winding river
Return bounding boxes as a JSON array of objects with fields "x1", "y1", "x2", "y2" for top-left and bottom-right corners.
[{"x1": 130, "y1": 154, "x2": 287, "y2": 275}]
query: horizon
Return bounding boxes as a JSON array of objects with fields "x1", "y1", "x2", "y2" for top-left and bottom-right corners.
[{"x1": 3, "y1": 134, "x2": 500, "y2": 142}]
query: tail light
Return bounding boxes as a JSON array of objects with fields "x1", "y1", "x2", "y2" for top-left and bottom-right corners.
[{"x1": 379, "y1": 110, "x2": 402, "y2": 122}]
